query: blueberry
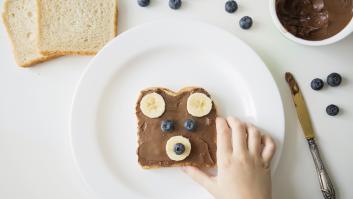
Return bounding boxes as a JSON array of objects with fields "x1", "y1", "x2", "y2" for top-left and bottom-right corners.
[
  {"x1": 326, "y1": 104, "x2": 339, "y2": 116},
  {"x1": 137, "y1": 0, "x2": 150, "y2": 7},
  {"x1": 169, "y1": 0, "x2": 182, "y2": 10},
  {"x1": 161, "y1": 120, "x2": 175, "y2": 132},
  {"x1": 311, "y1": 78, "x2": 324, "y2": 90},
  {"x1": 174, "y1": 143, "x2": 185, "y2": 155},
  {"x1": 184, "y1": 119, "x2": 197, "y2": 131},
  {"x1": 225, "y1": 0, "x2": 238, "y2": 13},
  {"x1": 327, "y1": 73, "x2": 342, "y2": 87},
  {"x1": 239, "y1": 16, "x2": 253, "y2": 29}
]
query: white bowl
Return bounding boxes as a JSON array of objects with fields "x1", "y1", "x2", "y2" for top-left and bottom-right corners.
[{"x1": 269, "y1": 0, "x2": 353, "y2": 46}]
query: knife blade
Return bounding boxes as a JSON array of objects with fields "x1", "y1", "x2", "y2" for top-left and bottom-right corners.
[
  {"x1": 285, "y1": 72, "x2": 315, "y2": 139},
  {"x1": 285, "y1": 72, "x2": 336, "y2": 199}
]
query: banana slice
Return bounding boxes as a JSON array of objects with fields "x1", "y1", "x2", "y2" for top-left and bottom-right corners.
[
  {"x1": 187, "y1": 93, "x2": 213, "y2": 117},
  {"x1": 165, "y1": 136, "x2": 191, "y2": 161},
  {"x1": 140, "y1": 92, "x2": 166, "y2": 118}
]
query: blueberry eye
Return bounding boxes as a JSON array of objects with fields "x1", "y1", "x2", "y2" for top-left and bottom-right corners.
[
  {"x1": 184, "y1": 119, "x2": 197, "y2": 131},
  {"x1": 161, "y1": 120, "x2": 174, "y2": 132},
  {"x1": 174, "y1": 143, "x2": 185, "y2": 155}
]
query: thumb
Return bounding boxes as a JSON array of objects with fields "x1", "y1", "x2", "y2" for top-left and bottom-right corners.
[{"x1": 182, "y1": 166, "x2": 215, "y2": 193}]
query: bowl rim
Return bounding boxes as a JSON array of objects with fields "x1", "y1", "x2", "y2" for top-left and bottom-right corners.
[{"x1": 269, "y1": 0, "x2": 353, "y2": 46}]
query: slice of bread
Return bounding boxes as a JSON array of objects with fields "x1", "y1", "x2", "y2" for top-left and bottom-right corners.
[
  {"x1": 37, "y1": 0, "x2": 118, "y2": 56},
  {"x1": 136, "y1": 87, "x2": 217, "y2": 169},
  {"x1": 2, "y1": 0, "x2": 57, "y2": 67}
]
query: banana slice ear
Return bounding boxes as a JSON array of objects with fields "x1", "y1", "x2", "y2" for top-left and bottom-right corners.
[
  {"x1": 187, "y1": 93, "x2": 213, "y2": 117},
  {"x1": 140, "y1": 92, "x2": 166, "y2": 118}
]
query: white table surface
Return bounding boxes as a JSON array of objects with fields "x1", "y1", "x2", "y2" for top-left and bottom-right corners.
[{"x1": 1, "y1": 0, "x2": 352, "y2": 198}]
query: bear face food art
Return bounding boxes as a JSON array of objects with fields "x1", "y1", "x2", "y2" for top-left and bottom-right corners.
[{"x1": 136, "y1": 87, "x2": 217, "y2": 168}]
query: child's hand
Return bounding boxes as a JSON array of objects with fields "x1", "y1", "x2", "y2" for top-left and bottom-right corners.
[{"x1": 182, "y1": 117, "x2": 276, "y2": 199}]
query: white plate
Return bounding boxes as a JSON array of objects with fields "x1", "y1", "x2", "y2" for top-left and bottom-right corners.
[{"x1": 70, "y1": 19, "x2": 284, "y2": 199}]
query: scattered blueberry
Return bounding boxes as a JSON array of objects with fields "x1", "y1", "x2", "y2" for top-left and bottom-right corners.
[
  {"x1": 174, "y1": 143, "x2": 185, "y2": 155},
  {"x1": 169, "y1": 0, "x2": 182, "y2": 9},
  {"x1": 327, "y1": 73, "x2": 342, "y2": 87},
  {"x1": 184, "y1": 119, "x2": 197, "y2": 131},
  {"x1": 225, "y1": 0, "x2": 238, "y2": 13},
  {"x1": 161, "y1": 120, "x2": 175, "y2": 132},
  {"x1": 137, "y1": 0, "x2": 150, "y2": 7},
  {"x1": 239, "y1": 16, "x2": 253, "y2": 29},
  {"x1": 311, "y1": 78, "x2": 324, "y2": 90},
  {"x1": 326, "y1": 104, "x2": 339, "y2": 116}
]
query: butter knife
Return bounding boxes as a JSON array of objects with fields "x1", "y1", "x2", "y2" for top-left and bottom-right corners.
[{"x1": 285, "y1": 72, "x2": 335, "y2": 199}]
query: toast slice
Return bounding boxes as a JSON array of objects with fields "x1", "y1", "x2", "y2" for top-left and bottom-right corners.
[
  {"x1": 136, "y1": 87, "x2": 217, "y2": 169},
  {"x1": 37, "y1": 0, "x2": 118, "y2": 56},
  {"x1": 2, "y1": 0, "x2": 57, "y2": 67}
]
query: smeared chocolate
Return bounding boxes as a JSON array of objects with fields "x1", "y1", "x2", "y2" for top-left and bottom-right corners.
[
  {"x1": 136, "y1": 88, "x2": 217, "y2": 168},
  {"x1": 285, "y1": 72, "x2": 300, "y2": 95}
]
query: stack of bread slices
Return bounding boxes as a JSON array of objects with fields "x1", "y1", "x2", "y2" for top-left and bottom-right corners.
[{"x1": 2, "y1": 0, "x2": 118, "y2": 67}]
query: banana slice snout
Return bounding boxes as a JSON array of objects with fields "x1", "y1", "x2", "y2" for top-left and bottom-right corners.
[
  {"x1": 187, "y1": 93, "x2": 213, "y2": 117},
  {"x1": 165, "y1": 136, "x2": 191, "y2": 161},
  {"x1": 140, "y1": 92, "x2": 166, "y2": 118}
]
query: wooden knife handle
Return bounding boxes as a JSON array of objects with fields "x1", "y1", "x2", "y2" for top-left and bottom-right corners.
[{"x1": 308, "y1": 138, "x2": 336, "y2": 199}]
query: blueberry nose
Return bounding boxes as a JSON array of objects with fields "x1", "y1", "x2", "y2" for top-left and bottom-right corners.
[{"x1": 174, "y1": 143, "x2": 185, "y2": 155}]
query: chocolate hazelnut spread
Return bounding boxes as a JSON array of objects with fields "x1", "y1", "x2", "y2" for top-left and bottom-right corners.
[
  {"x1": 276, "y1": 0, "x2": 353, "y2": 40},
  {"x1": 136, "y1": 87, "x2": 217, "y2": 168}
]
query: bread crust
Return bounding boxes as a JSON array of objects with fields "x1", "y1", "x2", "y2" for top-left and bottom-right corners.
[
  {"x1": 17, "y1": 55, "x2": 59, "y2": 67},
  {"x1": 40, "y1": 50, "x2": 97, "y2": 56}
]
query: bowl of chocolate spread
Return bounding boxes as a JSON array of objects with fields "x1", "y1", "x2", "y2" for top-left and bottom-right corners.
[{"x1": 270, "y1": 0, "x2": 353, "y2": 45}]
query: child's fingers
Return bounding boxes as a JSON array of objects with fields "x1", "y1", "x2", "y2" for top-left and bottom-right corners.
[
  {"x1": 182, "y1": 166, "x2": 215, "y2": 194},
  {"x1": 261, "y1": 134, "x2": 276, "y2": 168},
  {"x1": 216, "y1": 117, "x2": 233, "y2": 161},
  {"x1": 247, "y1": 123, "x2": 262, "y2": 157},
  {"x1": 226, "y1": 117, "x2": 247, "y2": 153}
]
